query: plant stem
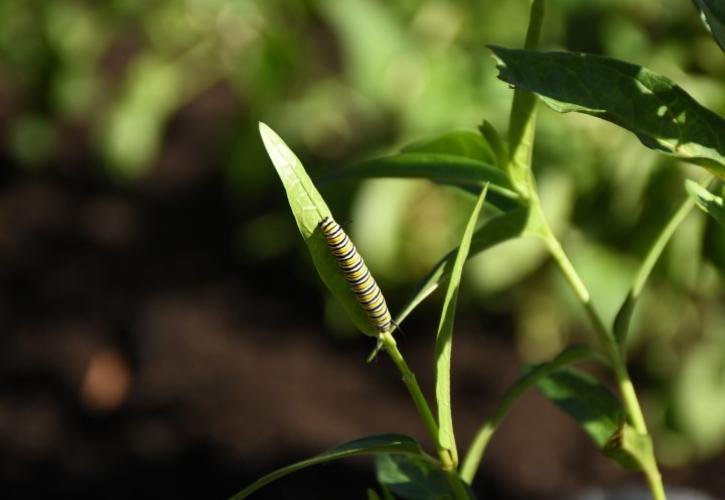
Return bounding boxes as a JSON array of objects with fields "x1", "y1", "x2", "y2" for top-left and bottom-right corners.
[
  {"x1": 542, "y1": 228, "x2": 649, "y2": 433},
  {"x1": 537, "y1": 209, "x2": 667, "y2": 499},
  {"x1": 445, "y1": 471, "x2": 471, "y2": 500},
  {"x1": 381, "y1": 331, "x2": 455, "y2": 470}
]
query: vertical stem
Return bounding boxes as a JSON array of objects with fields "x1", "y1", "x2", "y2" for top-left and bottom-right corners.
[{"x1": 381, "y1": 332, "x2": 455, "y2": 470}]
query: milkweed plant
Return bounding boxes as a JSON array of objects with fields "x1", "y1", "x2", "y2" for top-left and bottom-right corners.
[{"x1": 233, "y1": 1, "x2": 725, "y2": 499}]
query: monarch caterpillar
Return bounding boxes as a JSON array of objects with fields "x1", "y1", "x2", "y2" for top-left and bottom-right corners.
[{"x1": 319, "y1": 216, "x2": 393, "y2": 334}]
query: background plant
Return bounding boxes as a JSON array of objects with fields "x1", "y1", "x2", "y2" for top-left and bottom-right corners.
[
  {"x1": 235, "y1": 1, "x2": 725, "y2": 498},
  {"x1": 1, "y1": 0, "x2": 725, "y2": 498}
]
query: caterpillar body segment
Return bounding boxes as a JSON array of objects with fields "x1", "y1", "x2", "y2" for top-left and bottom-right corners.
[{"x1": 319, "y1": 217, "x2": 393, "y2": 334}]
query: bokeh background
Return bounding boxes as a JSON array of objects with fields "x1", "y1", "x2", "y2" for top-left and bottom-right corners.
[{"x1": 1, "y1": 0, "x2": 724, "y2": 498}]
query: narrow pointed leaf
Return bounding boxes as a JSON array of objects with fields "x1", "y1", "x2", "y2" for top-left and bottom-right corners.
[
  {"x1": 686, "y1": 179, "x2": 725, "y2": 227},
  {"x1": 230, "y1": 434, "x2": 425, "y2": 500},
  {"x1": 489, "y1": 46, "x2": 725, "y2": 177},
  {"x1": 259, "y1": 122, "x2": 378, "y2": 336},
  {"x1": 396, "y1": 206, "x2": 530, "y2": 325},
  {"x1": 375, "y1": 454, "x2": 476, "y2": 500},
  {"x1": 694, "y1": 0, "x2": 725, "y2": 52},
  {"x1": 478, "y1": 120, "x2": 508, "y2": 169},
  {"x1": 461, "y1": 345, "x2": 604, "y2": 483},
  {"x1": 434, "y1": 185, "x2": 489, "y2": 464},
  {"x1": 613, "y1": 191, "x2": 698, "y2": 346}
]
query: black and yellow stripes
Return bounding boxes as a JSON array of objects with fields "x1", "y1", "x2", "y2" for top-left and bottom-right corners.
[{"x1": 319, "y1": 216, "x2": 393, "y2": 333}]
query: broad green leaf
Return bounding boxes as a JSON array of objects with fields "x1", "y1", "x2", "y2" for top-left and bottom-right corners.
[
  {"x1": 536, "y1": 368, "x2": 643, "y2": 469},
  {"x1": 613, "y1": 190, "x2": 698, "y2": 346},
  {"x1": 686, "y1": 179, "x2": 725, "y2": 228},
  {"x1": 396, "y1": 206, "x2": 530, "y2": 325},
  {"x1": 489, "y1": 46, "x2": 725, "y2": 178},
  {"x1": 434, "y1": 185, "x2": 488, "y2": 465},
  {"x1": 375, "y1": 454, "x2": 476, "y2": 500},
  {"x1": 321, "y1": 153, "x2": 517, "y2": 202},
  {"x1": 259, "y1": 122, "x2": 377, "y2": 336},
  {"x1": 401, "y1": 130, "x2": 498, "y2": 165},
  {"x1": 230, "y1": 434, "x2": 425, "y2": 500},
  {"x1": 694, "y1": 0, "x2": 725, "y2": 52},
  {"x1": 460, "y1": 345, "x2": 603, "y2": 484}
]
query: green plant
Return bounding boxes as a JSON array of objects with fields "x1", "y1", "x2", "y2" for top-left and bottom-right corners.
[{"x1": 233, "y1": 1, "x2": 725, "y2": 498}]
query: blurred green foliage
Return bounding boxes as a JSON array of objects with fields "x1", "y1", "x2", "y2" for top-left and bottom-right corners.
[{"x1": 2, "y1": 0, "x2": 725, "y2": 470}]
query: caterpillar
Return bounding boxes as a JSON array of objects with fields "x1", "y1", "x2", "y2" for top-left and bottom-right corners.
[{"x1": 319, "y1": 216, "x2": 393, "y2": 334}]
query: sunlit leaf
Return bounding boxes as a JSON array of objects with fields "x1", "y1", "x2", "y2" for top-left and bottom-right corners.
[
  {"x1": 375, "y1": 454, "x2": 476, "y2": 500},
  {"x1": 230, "y1": 434, "x2": 425, "y2": 499},
  {"x1": 259, "y1": 122, "x2": 378, "y2": 336},
  {"x1": 694, "y1": 0, "x2": 725, "y2": 52},
  {"x1": 435, "y1": 185, "x2": 488, "y2": 465},
  {"x1": 686, "y1": 179, "x2": 725, "y2": 228},
  {"x1": 489, "y1": 46, "x2": 725, "y2": 178}
]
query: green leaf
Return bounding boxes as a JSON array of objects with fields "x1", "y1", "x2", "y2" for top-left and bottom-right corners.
[
  {"x1": 434, "y1": 185, "x2": 488, "y2": 465},
  {"x1": 321, "y1": 153, "x2": 517, "y2": 202},
  {"x1": 460, "y1": 345, "x2": 603, "y2": 484},
  {"x1": 401, "y1": 130, "x2": 498, "y2": 164},
  {"x1": 375, "y1": 454, "x2": 476, "y2": 500},
  {"x1": 259, "y1": 122, "x2": 378, "y2": 336},
  {"x1": 477, "y1": 120, "x2": 508, "y2": 169},
  {"x1": 536, "y1": 368, "x2": 633, "y2": 467},
  {"x1": 694, "y1": 0, "x2": 725, "y2": 52},
  {"x1": 367, "y1": 489, "x2": 383, "y2": 500},
  {"x1": 489, "y1": 46, "x2": 725, "y2": 178},
  {"x1": 613, "y1": 188, "x2": 699, "y2": 346},
  {"x1": 396, "y1": 206, "x2": 530, "y2": 325},
  {"x1": 230, "y1": 434, "x2": 425, "y2": 500},
  {"x1": 686, "y1": 179, "x2": 725, "y2": 228}
]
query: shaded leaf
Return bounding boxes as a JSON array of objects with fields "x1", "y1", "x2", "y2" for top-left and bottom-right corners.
[
  {"x1": 536, "y1": 368, "x2": 629, "y2": 462},
  {"x1": 478, "y1": 120, "x2": 508, "y2": 169},
  {"x1": 230, "y1": 434, "x2": 425, "y2": 500},
  {"x1": 435, "y1": 186, "x2": 488, "y2": 465},
  {"x1": 489, "y1": 46, "x2": 725, "y2": 177},
  {"x1": 259, "y1": 122, "x2": 378, "y2": 336},
  {"x1": 376, "y1": 454, "x2": 476, "y2": 500},
  {"x1": 694, "y1": 0, "x2": 725, "y2": 52},
  {"x1": 686, "y1": 179, "x2": 725, "y2": 228}
]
